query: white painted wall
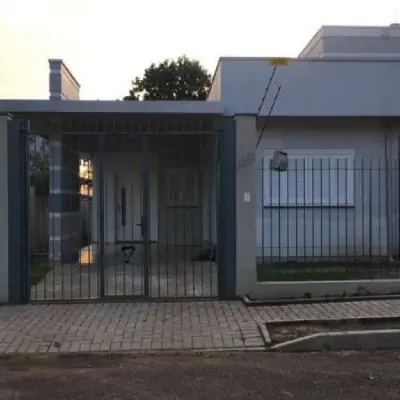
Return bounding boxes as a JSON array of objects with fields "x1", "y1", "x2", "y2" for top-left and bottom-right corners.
[{"x1": 208, "y1": 63, "x2": 221, "y2": 101}]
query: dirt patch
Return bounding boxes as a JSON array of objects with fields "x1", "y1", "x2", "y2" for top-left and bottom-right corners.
[{"x1": 267, "y1": 318, "x2": 400, "y2": 345}]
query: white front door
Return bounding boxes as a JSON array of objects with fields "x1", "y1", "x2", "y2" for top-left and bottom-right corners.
[{"x1": 115, "y1": 169, "x2": 142, "y2": 242}]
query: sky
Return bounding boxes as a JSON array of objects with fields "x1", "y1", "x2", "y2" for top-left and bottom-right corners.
[{"x1": 0, "y1": 0, "x2": 399, "y2": 100}]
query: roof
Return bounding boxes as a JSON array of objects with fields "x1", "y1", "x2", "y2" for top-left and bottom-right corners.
[{"x1": 0, "y1": 99, "x2": 224, "y2": 116}]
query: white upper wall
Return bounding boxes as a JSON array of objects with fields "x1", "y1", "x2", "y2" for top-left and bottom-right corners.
[
  {"x1": 213, "y1": 57, "x2": 400, "y2": 117},
  {"x1": 299, "y1": 23, "x2": 400, "y2": 58}
]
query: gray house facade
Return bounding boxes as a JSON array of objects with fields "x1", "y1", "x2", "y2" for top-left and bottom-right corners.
[{"x1": 1, "y1": 24, "x2": 400, "y2": 303}]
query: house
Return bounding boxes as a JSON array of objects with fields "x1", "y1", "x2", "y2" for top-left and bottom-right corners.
[{"x1": 0, "y1": 23, "x2": 400, "y2": 304}]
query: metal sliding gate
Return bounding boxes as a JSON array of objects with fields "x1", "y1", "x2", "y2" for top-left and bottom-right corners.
[{"x1": 27, "y1": 119, "x2": 219, "y2": 302}]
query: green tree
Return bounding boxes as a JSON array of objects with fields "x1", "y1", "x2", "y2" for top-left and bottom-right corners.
[{"x1": 125, "y1": 56, "x2": 211, "y2": 100}]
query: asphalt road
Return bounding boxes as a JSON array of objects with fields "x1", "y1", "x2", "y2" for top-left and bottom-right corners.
[{"x1": 1, "y1": 351, "x2": 400, "y2": 399}]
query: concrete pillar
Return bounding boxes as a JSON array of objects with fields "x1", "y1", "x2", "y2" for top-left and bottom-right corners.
[
  {"x1": 235, "y1": 115, "x2": 258, "y2": 295},
  {"x1": 49, "y1": 59, "x2": 80, "y2": 100},
  {"x1": 0, "y1": 115, "x2": 9, "y2": 302},
  {"x1": 48, "y1": 134, "x2": 81, "y2": 263}
]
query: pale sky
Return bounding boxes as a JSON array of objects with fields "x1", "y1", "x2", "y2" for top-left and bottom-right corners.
[{"x1": 0, "y1": 0, "x2": 399, "y2": 100}]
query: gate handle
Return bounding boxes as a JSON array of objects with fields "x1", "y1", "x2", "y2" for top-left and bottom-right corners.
[{"x1": 136, "y1": 216, "x2": 145, "y2": 237}]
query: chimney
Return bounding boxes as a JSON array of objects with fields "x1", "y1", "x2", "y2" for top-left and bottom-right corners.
[{"x1": 48, "y1": 59, "x2": 80, "y2": 100}]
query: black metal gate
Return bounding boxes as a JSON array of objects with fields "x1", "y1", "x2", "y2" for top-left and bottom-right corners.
[{"x1": 27, "y1": 123, "x2": 219, "y2": 302}]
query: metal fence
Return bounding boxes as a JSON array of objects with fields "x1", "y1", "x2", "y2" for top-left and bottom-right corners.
[
  {"x1": 27, "y1": 131, "x2": 218, "y2": 301},
  {"x1": 257, "y1": 156, "x2": 400, "y2": 282}
]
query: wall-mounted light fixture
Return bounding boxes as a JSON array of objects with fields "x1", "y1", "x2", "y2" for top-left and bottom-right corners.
[{"x1": 270, "y1": 150, "x2": 288, "y2": 171}]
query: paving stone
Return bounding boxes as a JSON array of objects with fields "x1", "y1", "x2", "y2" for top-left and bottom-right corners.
[{"x1": 0, "y1": 300, "x2": 399, "y2": 354}]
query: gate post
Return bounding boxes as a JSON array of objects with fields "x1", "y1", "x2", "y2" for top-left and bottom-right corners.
[
  {"x1": 217, "y1": 118, "x2": 237, "y2": 298},
  {"x1": 1, "y1": 116, "x2": 29, "y2": 304},
  {"x1": 234, "y1": 115, "x2": 257, "y2": 297}
]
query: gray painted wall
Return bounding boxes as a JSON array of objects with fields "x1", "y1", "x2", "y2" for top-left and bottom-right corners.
[
  {"x1": 299, "y1": 25, "x2": 400, "y2": 58},
  {"x1": 216, "y1": 58, "x2": 400, "y2": 116},
  {"x1": 323, "y1": 36, "x2": 400, "y2": 57},
  {"x1": 49, "y1": 59, "x2": 80, "y2": 100}
]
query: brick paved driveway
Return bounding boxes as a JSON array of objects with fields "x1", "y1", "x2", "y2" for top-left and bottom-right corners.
[{"x1": 1, "y1": 300, "x2": 400, "y2": 354}]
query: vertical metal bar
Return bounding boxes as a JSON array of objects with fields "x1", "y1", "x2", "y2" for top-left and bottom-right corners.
[
  {"x1": 183, "y1": 181, "x2": 187, "y2": 297},
  {"x1": 48, "y1": 136, "x2": 54, "y2": 301},
  {"x1": 384, "y1": 142, "x2": 391, "y2": 261},
  {"x1": 361, "y1": 158, "x2": 365, "y2": 259},
  {"x1": 269, "y1": 159, "x2": 273, "y2": 264},
  {"x1": 396, "y1": 157, "x2": 399, "y2": 262},
  {"x1": 353, "y1": 158, "x2": 357, "y2": 262},
  {"x1": 197, "y1": 136, "x2": 203, "y2": 296},
  {"x1": 369, "y1": 158, "x2": 373, "y2": 261},
  {"x1": 278, "y1": 162, "x2": 281, "y2": 264},
  {"x1": 114, "y1": 140, "x2": 118, "y2": 296},
  {"x1": 303, "y1": 158, "x2": 307, "y2": 263},
  {"x1": 378, "y1": 158, "x2": 382, "y2": 257},
  {"x1": 328, "y1": 157, "x2": 331, "y2": 262},
  {"x1": 397, "y1": 155, "x2": 400, "y2": 261},
  {"x1": 156, "y1": 139, "x2": 162, "y2": 298},
  {"x1": 97, "y1": 135, "x2": 105, "y2": 299},
  {"x1": 286, "y1": 157, "x2": 290, "y2": 261},
  {"x1": 165, "y1": 164, "x2": 170, "y2": 298},
  {"x1": 141, "y1": 135, "x2": 150, "y2": 298},
  {"x1": 208, "y1": 134, "x2": 214, "y2": 296},
  {"x1": 88, "y1": 157, "x2": 93, "y2": 299},
  {"x1": 336, "y1": 158, "x2": 340, "y2": 263},
  {"x1": 262, "y1": 157, "x2": 265, "y2": 266},
  {"x1": 345, "y1": 158, "x2": 349, "y2": 266},
  {"x1": 112, "y1": 137, "x2": 118, "y2": 296},
  {"x1": 311, "y1": 159, "x2": 315, "y2": 262},
  {"x1": 174, "y1": 177, "x2": 179, "y2": 297},
  {"x1": 52, "y1": 136, "x2": 58, "y2": 300},
  {"x1": 320, "y1": 159, "x2": 323, "y2": 263},
  {"x1": 139, "y1": 137, "x2": 144, "y2": 296},
  {"x1": 74, "y1": 137, "x2": 82, "y2": 300},
  {"x1": 295, "y1": 159, "x2": 298, "y2": 261}
]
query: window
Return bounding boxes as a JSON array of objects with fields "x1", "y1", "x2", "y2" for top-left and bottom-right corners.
[
  {"x1": 263, "y1": 150, "x2": 355, "y2": 207},
  {"x1": 167, "y1": 169, "x2": 199, "y2": 206}
]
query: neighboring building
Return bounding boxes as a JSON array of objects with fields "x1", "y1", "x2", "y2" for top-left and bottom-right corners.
[
  {"x1": 0, "y1": 23, "x2": 400, "y2": 304},
  {"x1": 299, "y1": 23, "x2": 400, "y2": 58}
]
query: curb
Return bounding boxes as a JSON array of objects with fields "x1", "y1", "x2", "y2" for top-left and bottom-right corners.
[
  {"x1": 268, "y1": 329, "x2": 400, "y2": 352},
  {"x1": 0, "y1": 347, "x2": 267, "y2": 364},
  {"x1": 264, "y1": 315, "x2": 400, "y2": 326},
  {"x1": 242, "y1": 294, "x2": 400, "y2": 307},
  {"x1": 255, "y1": 319, "x2": 272, "y2": 347}
]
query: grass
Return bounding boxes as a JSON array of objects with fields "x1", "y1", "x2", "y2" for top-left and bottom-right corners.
[
  {"x1": 30, "y1": 254, "x2": 52, "y2": 286},
  {"x1": 257, "y1": 261, "x2": 400, "y2": 282}
]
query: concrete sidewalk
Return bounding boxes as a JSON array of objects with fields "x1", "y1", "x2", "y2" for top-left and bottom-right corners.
[{"x1": 0, "y1": 300, "x2": 400, "y2": 354}]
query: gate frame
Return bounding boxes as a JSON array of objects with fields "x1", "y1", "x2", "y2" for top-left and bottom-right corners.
[{"x1": 7, "y1": 113, "x2": 237, "y2": 304}]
